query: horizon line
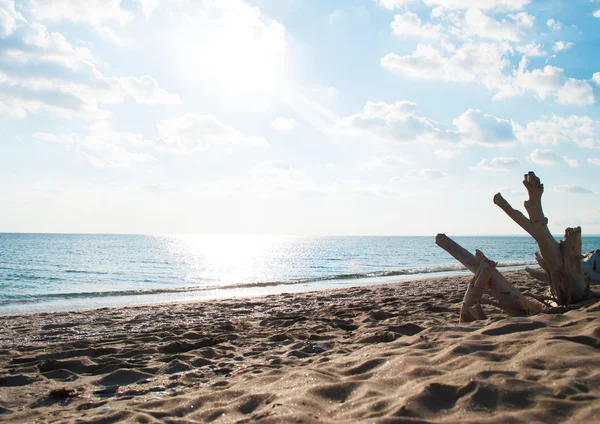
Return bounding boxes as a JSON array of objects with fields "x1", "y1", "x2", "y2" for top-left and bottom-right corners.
[{"x1": 2, "y1": 232, "x2": 599, "y2": 238}]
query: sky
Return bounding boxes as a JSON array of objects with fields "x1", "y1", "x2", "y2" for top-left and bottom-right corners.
[{"x1": 1, "y1": 0, "x2": 600, "y2": 236}]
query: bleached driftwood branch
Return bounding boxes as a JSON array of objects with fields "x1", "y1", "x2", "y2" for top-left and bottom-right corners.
[
  {"x1": 436, "y1": 234, "x2": 543, "y2": 319},
  {"x1": 494, "y1": 172, "x2": 590, "y2": 305}
]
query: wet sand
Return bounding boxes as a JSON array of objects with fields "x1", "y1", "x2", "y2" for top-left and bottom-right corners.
[{"x1": 0, "y1": 270, "x2": 599, "y2": 423}]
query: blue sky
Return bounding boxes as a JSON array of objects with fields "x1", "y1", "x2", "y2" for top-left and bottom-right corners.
[{"x1": 1, "y1": 0, "x2": 600, "y2": 235}]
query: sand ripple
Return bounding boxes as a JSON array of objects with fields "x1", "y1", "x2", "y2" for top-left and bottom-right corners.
[{"x1": 0, "y1": 270, "x2": 598, "y2": 423}]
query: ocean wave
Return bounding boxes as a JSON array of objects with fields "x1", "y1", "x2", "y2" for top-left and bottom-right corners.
[{"x1": 0, "y1": 261, "x2": 536, "y2": 305}]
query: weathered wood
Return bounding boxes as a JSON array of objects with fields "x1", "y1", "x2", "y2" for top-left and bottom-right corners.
[
  {"x1": 494, "y1": 172, "x2": 590, "y2": 305},
  {"x1": 469, "y1": 304, "x2": 487, "y2": 320},
  {"x1": 460, "y1": 259, "x2": 495, "y2": 322},
  {"x1": 525, "y1": 267, "x2": 550, "y2": 284},
  {"x1": 583, "y1": 250, "x2": 600, "y2": 283},
  {"x1": 436, "y1": 234, "x2": 543, "y2": 316}
]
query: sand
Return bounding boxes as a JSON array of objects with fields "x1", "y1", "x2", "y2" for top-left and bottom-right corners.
[{"x1": 0, "y1": 270, "x2": 599, "y2": 423}]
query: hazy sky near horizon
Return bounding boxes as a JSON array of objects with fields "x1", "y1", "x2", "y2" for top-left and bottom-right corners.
[{"x1": 1, "y1": 0, "x2": 600, "y2": 235}]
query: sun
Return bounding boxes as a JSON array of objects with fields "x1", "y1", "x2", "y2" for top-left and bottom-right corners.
[{"x1": 171, "y1": 4, "x2": 289, "y2": 102}]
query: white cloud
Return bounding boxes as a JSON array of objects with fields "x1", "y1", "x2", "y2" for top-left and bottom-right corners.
[
  {"x1": 519, "y1": 115, "x2": 596, "y2": 147},
  {"x1": 594, "y1": 10, "x2": 600, "y2": 19},
  {"x1": 464, "y1": 9, "x2": 523, "y2": 41},
  {"x1": 422, "y1": 0, "x2": 530, "y2": 11},
  {"x1": 555, "y1": 78, "x2": 594, "y2": 106},
  {"x1": 0, "y1": 7, "x2": 179, "y2": 119},
  {"x1": 374, "y1": 0, "x2": 414, "y2": 10},
  {"x1": 0, "y1": 0, "x2": 22, "y2": 39},
  {"x1": 382, "y1": 42, "x2": 510, "y2": 90},
  {"x1": 588, "y1": 158, "x2": 600, "y2": 166},
  {"x1": 25, "y1": 0, "x2": 133, "y2": 25},
  {"x1": 554, "y1": 185, "x2": 593, "y2": 194},
  {"x1": 509, "y1": 12, "x2": 534, "y2": 27},
  {"x1": 271, "y1": 117, "x2": 295, "y2": 133},
  {"x1": 592, "y1": 73, "x2": 600, "y2": 86},
  {"x1": 383, "y1": 40, "x2": 593, "y2": 106},
  {"x1": 25, "y1": 0, "x2": 134, "y2": 41},
  {"x1": 514, "y1": 114, "x2": 596, "y2": 147},
  {"x1": 332, "y1": 101, "x2": 515, "y2": 146},
  {"x1": 475, "y1": 157, "x2": 520, "y2": 171},
  {"x1": 451, "y1": 108, "x2": 516, "y2": 145},
  {"x1": 528, "y1": 148, "x2": 562, "y2": 166},
  {"x1": 546, "y1": 18, "x2": 561, "y2": 30},
  {"x1": 34, "y1": 121, "x2": 155, "y2": 168},
  {"x1": 391, "y1": 11, "x2": 446, "y2": 40},
  {"x1": 563, "y1": 157, "x2": 579, "y2": 168},
  {"x1": 362, "y1": 156, "x2": 410, "y2": 171},
  {"x1": 156, "y1": 114, "x2": 268, "y2": 153},
  {"x1": 137, "y1": 0, "x2": 160, "y2": 21},
  {"x1": 516, "y1": 42, "x2": 546, "y2": 57},
  {"x1": 495, "y1": 59, "x2": 595, "y2": 106},
  {"x1": 553, "y1": 41, "x2": 574, "y2": 52},
  {"x1": 405, "y1": 168, "x2": 447, "y2": 179},
  {"x1": 434, "y1": 149, "x2": 459, "y2": 159},
  {"x1": 331, "y1": 100, "x2": 443, "y2": 144}
]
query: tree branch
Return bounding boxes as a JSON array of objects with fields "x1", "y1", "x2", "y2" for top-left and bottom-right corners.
[{"x1": 493, "y1": 193, "x2": 533, "y2": 235}]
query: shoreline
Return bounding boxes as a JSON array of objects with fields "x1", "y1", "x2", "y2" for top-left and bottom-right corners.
[
  {"x1": 1, "y1": 270, "x2": 599, "y2": 422},
  {"x1": 0, "y1": 265, "x2": 532, "y2": 316}
]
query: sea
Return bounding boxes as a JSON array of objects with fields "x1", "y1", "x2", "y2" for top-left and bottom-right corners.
[{"x1": 1, "y1": 233, "x2": 598, "y2": 315}]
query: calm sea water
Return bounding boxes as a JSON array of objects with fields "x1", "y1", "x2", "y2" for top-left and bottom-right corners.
[{"x1": 1, "y1": 234, "x2": 598, "y2": 315}]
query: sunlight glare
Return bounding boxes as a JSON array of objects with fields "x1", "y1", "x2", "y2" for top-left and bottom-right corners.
[{"x1": 172, "y1": 3, "x2": 288, "y2": 101}]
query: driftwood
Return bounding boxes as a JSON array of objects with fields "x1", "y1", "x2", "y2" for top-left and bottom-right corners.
[
  {"x1": 494, "y1": 172, "x2": 590, "y2": 305},
  {"x1": 583, "y1": 250, "x2": 600, "y2": 283},
  {"x1": 436, "y1": 234, "x2": 543, "y2": 321},
  {"x1": 436, "y1": 171, "x2": 591, "y2": 321}
]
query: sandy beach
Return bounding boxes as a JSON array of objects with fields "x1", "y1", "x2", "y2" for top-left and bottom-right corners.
[{"x1": 0, "y1": 270, "x2": 599, "y2": 423}]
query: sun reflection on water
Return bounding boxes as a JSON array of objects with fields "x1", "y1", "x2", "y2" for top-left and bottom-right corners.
[{"x1": 158, "y1": 234, "x2": 302, "y2": 286}]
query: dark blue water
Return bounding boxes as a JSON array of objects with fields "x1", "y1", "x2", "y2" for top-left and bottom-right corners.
[{"x1": 1, "y1": 234, "x2": 598, "y2": 314}]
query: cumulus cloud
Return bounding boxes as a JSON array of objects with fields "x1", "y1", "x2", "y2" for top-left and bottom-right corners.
[
  {"x1": 422, "y1": 0, "x2": 530, "y2": 11},
  {"x1": 271, "y1": 117, "x2": 295, "y2": 133},
  {"x1": 554, "y1": 185, "x2": 593, "y2": 194},
  {"x1": 588, "y1": 158, "x2": 600, "y2": 166},
  {"x1": 374, "y1": 0, "x2": 414, "y2": 9},
  {"x1": 592, "y1": 73, "x2": 600, "y2": 86},
  {"x1": 137, "y1": 0, "x2": 160, "y2": 20},
  {"x1": 390, "y1": 11, "x2": 446, "y2": 41},
  {"x1": 553, "y1": 41, "x2": 574, "y2": 52},
  {"x1": 516, "y1": 42, "x2": 546, "y2": 57},
  {"x1": 24, "y1": 0, "x2": 134, "y2": 42},
  {"x1": 451, "y1": 108, "x2": 516, "y2": 145},
  {"x1": 475, "y1": 157, "x2": 520, "y2": 171},
  {"x1": 563, "y1": 157, "x2": 579, "y2": 168},
  {"x1": 39, "y1": 113, "x2": 268, "y2": 166},
  {"x1": 594, "y1": 10, "x2": 600, "y2": 19},
  {"x1": 383, "y1": 35, "x2": 593, "y2": 106},
  {"x1": 463, "y1": 8, "x2": 525, "y2": 41},
  {"x1": 382, "y1": 42, "x2": 510, "y2": 90},
  {"x1": 513, "y1": 114, "x2": 595, "y2": 147},
  {"x1": 528, "y1": 148, "x2": 562, "y2": 166},
  {"x1": 0, "y1": 3, "x2": 179, "y2": 119},
  {"x1": 330, "y1": 100, "x2": 443, "y2": 144},
  {"x1": 156, "y1": 114, "x2": 268, "y2": 153},
  {"x1": 34, "y1": 121, "x2": 155, "y2": 168},
  {"x1": 494, "y1": 59, "x2": 594, "y2": 106},
  {"x1": 546, "y1": 18, "x2": 561, "y2": 30},
  {"x1": 332, "y1": 101, "x2": 515, "y2": 146}
]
